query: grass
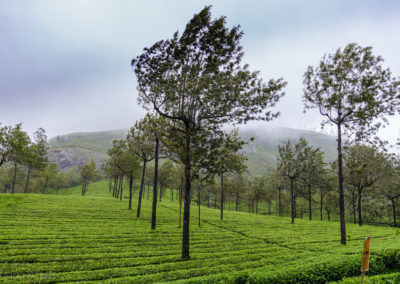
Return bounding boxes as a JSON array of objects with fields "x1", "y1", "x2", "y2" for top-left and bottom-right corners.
[{"x1": 0, "y1": 180, "x2": 399, "y2": 283}]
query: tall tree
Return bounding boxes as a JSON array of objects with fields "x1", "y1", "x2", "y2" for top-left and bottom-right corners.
[
  {"x1": 8, "y1": 124, "x2": 30, "y2": 194},
  {"x1": 278, "y1": 138, "x2": 309, "y2": 224},
  {"x1": 127, "y1": 119, "x2": 155, "y2": 218},
  {"x1": 303, "y1": 43, "x2": 400, "y2": 244},
  {"x1": 0, "y1": 124, "x2": 12, "y2": 168},
  {"x1": 80, "y1": 160, "x2": 98, "y2": 196},
  {"x1": 344, "y1": 145, "x2": 391, "y2": 226},
  {"x1": 132, "y1": 7, "x2": 286, "y2": 259}
]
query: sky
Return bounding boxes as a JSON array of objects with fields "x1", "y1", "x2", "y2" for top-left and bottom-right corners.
[{"x1": 1, "y1": 0, "x2": 400, "y2": 144}]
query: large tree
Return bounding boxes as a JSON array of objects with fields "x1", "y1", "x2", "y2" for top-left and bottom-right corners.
[
  {"x1": 344, "y1": 145, "x2": 391, "y2": 226},
  {"x1": 131, "y1": 7, "x2": 286, "y2": 260},
  {"x1": 303, "y1": 43, "x2": 400, "y2": 244}
]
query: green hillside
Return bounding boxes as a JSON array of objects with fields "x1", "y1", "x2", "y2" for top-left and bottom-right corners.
[
  {"x1": 48, "y1": 127, "x2": 337, "y2": 173},
  {"x1": 0, "y1": 181, "x2": 399, "y2": 283}
]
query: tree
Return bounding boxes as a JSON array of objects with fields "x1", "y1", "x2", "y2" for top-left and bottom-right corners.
[
  {"x1": 344, "y1": 145, "x2": 392, "y2": 226},
  {"x1": 299, "y1": 144, "x2": 325, "y2": 220},
  {"x1": 0, "y1": 124, "x2": 12, "y2": 168},
  {"x1": 24, "y1": 128, "x2": 48, "y2": 193},
  {"x1": 80, "y1": 160, "x2": 98, "y2": 196},
  {"x1": 127, "y1": 118, "x2": 155, "y2": 218},
  {"x1": 211, "y1": 130, "x2": 247, "y2": 220},
  {"x1": 277, "y1": 138, "x2": 308, "y2": 223},
  {"x1": 303, "y1": 43, "x2": 400, "y2": 244},
  {"x1": 379, "y1": 158, "x2": 400, "y2": 227},
  {"x1": 131, "y1": 7, "x2": 286, "y2": 260},
  {"x1": 8, "y1": 124, "x2": 30, "y2": 194}
]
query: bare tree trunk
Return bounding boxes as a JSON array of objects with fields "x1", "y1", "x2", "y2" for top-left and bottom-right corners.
[
  {"x1": 178, "y1": 187, "x2": 182, "y2": 228},
  {"x1": 43, "y1": 176, "x2": 49, "y2": 194},
  {"x1": 220, "y1": 172, "x2": 224, "y2": 220},
  {"x1": 320, "y1": 191, "x2": 323, "y2": 221},
  {"x1": 119, "y1": 175, "x2": 123, "y2": 200},
  {"x1": 278, "y1": 187, "x2": 282, "y2": 216},
  {"x1": 181, "y1": 132, "x2": 191, "y2": 261},
  {"x1": 290, "y1": 178, "x2": 295, "y2": 224},
  {"x1": 308, "y1": 184, "x2": 312, "y2": 220},
  {"x1": 128, "y1": 176, "x2": 133, "y2": 209},
  {"x1": 11, "y1": 161, "x2": 18, "y2": 194},
  {"x1": 352, "y1": 190, "x2": 357, "y2": 224},
  {"x1": 24, "y1": 165, "x2": 32, "y2": 193},
  {"x1": 391, "y1": 198, "x2": 397, "y2": 227},
  {"x1": 151, "y1": 137, "x2": 159, "y2": 230},
  {"x1": 337, "y1": 123, "x2": 347, "y2": 244},
  {"x1": 198, "y1": 190, "x2": 200, "y2": 227},
  {"x1": 108, "y1": 177, "x2": 112, "y2": 192},
  {"x1": 137, "y1": 160, "x2": 146, "y2": 218},
  {"x1": 358, "y1": 186, "x2": 363, "y2": 226}
]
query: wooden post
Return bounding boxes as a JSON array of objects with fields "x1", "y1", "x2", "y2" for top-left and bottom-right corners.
[{"x1": 361, "y1": 236, "x2": 371, "y2": 284}]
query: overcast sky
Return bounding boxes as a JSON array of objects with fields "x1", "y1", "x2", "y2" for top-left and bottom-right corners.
[{"x1": 1, "y1": 0, "x2": 400, "y2": 144}]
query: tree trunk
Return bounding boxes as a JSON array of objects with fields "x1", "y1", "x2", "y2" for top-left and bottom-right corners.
[
  {"x1": 11, "y1": 161, "x2": 18, "y2": 194},
  {"x1": 290, "y1": 178, "x2": 295, "y2": 224},
  {"x1": 137, "y1": 160, "x2": 146, "y2": 218},
  {"x1": 236, "y1": 189, "x2": 239, "y2": 211},
  {"x1": 278, "y1": 187, "x2": 282, "y2": 217},
  {"x1": 256, "y1": 200, "x2": 258, "y2": 214},
  {"x1": 214, "y1": 187, "x2": 217, "y2": 209},
  {"x1": 268, "y1": 202, "x2": 271, "y2": 215},
  {"x1": 220, "y1": 172, "x2": 224, "y2": 220},
  {"x1": 119, "y1": 175, "x2": 123, "y2": 200},
  {"x1": 198, "y1": 190, "x2": 200, "y2": 227},
  {"x1": 207, "y1": 191, "x2": 210, "y2": 208},
  {"x1": 337, "y1": 123, "x2": 347, "y2": 244},
  {"x1": 43, "y1": 176, "x2": 49, "y2": 194},
  {"x1": 108, "y1": 177, "x2": 112, "y2": 192},
  {"x1": 308, "y1": 184, "x2": 312, "y2": 220},
  {"x1": 352, "y1": 190, "x2": 357, "y2": 224},
  {"x1": 358, "y1": 186, "x2": 363, "y2": 226},
  {"x1": 128, "y1": 176, "x2": 133, "y2": 209},
  {"x1": 159, "y1": 185, "x2": 162, "y2": 202},
  {"x1": 24, "y1": 165, "x2": 32, "y2": 193},
  {"x1": 151, "y1": 137, "x2": 159, "y2": 230},
  {"x1": 179, "y1": 187, "x2": 182, "y2": 228},
  {"x1": 320, "y1": 191, "x2": 323, "y2": 221},
  {"x1": 391, "y1": 198, "x2": 397, "y2": 227},
  {"x1": 171, "y1": 188, "x2": 174, "y2": 201},
  {"x1": 113, "y1": 176, "x2": 117, "y2": 197},
  {"x1": 326, "y1": 206, "x2": 331, "y2": 221},
  {"x1": 147, "y1": 183, "x2": 149, "y2": 200},
  {"x1": 181, "y1": 132, "x2": 191, "y2": 260}
]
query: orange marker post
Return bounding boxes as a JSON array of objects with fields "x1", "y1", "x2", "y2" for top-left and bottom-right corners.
[{"x1": 361, "y1": 236, "x2": 371, "y2": 284}]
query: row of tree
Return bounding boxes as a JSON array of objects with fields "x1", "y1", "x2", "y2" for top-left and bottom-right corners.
[
  {"x1": 124, "y1": 6, "x2": 400, "y2": 259},
  {"x1": 0, "y1": 123, "x2": 100, "y2": 194}
]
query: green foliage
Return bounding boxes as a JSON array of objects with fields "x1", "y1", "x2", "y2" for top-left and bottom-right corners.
[{"x1": 0, "y1": 181, "x2": 399, "y2": 283}]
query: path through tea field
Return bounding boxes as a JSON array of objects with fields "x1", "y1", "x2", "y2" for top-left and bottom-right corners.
[{"x1": 0, "y1": 181, "x2": 399, "y2": 283}]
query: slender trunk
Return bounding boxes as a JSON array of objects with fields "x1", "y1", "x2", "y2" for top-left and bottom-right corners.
[
  {"x1": 147, "y1": 183, "x2": 149, "y2": 200},
  {"x1": 391, "y1": 199, "x2": 397, "y2": 227},
  {"x1": 207, "y1": 191, "x2": 210, "y2": 208},
  {"x1": 81, "y1": 178, "x2": 86, "y2": 195},
  {"x1": 290, "y1": 178, "x2": 295, "y2": 224},
  {"x1": 308, "y1": 184, "x2": 312, "y2": 220},
  {"x1": 278, "y1": 187, "x2": 282, "y2": 217},
  {"x1": 320, "y1": 191, "x2": 323, "y2": 221},
  {"x1": 326, "y1": 206, "x2": 331, "y2": 221},
  {"x1": 268, "y1": 202, "x2": 271, "y2": 215},
  {"x1": 358, "y1": 186, "x2": 363, "y2": 226},
  {"x1": 11, "y1": 161, "x2": 18, "y2": 194},
  {"x1": 128, "y1": 175, "x2": 133, "y2": 209},
  {"x1": 119, "y1": 175, "x2": 123, "y2": 200},
  {"x1": 214, "y1": 187, "x2": 217, "y2": 209},
  {"x1": 256, "y1": 200, "x2": 258, "y2": 214},
  {"x1": 236, "y1": 189, "x2": 239, "y2": 211},
  {"x1": 181, "y1": 131, "x2": 191, "y2": 260},
  {"x1": 159, "y1": 185, "x2": 162, "y2": 202},
  {"x1": 337, "y1": 123, "x2": 347, "y2": 244},
  {"x1": 113, "y1": 176, "x2": 117, "y2": 197},
  {"x1": 352, "y1": 191, "x2": 357, "y2": 224},
  {"x1": 151, "y1": 137, "x2": 159, "y2": 230},
  {"x1": 108, "y1": 177, "x2": 112, "y2": 192},
  {"x1": 24, "y1": 165, "x2": 32, "y2": 193},
  {"x1": 178, "y1": 187, "x2": 182, "y2": 228},
  {"x1": 43, "y1": 176, "x2": 49, "y2": 194},
  {"x1": 220, "y1": 172, "x2": 224, "y2": 220},
  {"x1": 137, "y1": 160, "x2": 146, "y2": 218},
  {"x1": 171, "y1": 188, "x2": 173, "y2": 201},
  {"x1": 198, "y1": 190, "x2": 200, "y2": 227}
]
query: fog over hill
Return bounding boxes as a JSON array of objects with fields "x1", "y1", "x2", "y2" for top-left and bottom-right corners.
[{"x1": 48, "y1": 127, "x2": 337, "y2": 175}]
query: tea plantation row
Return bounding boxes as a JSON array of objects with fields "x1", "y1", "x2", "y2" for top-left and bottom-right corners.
[{"x1": 0, "y1": 180, "x2": 399, "y2": 283}]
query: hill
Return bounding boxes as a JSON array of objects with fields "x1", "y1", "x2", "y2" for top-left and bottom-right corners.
[
  {"x1": 0, "y1": 180, "x2": 399, "y2": 283},
  {"x1": 48, "y1": 126, "x2": 337, "y2": 173}
]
